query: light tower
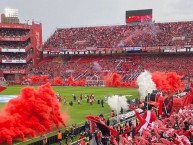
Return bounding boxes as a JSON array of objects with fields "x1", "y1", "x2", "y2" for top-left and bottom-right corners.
[{"x1": 1, "y1": 8, "x2": 19, "y2": 23}]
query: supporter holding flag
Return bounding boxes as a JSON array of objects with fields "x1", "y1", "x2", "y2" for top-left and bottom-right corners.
[
  {"x1": 85, "y1": 115, "x2": 118, "y2": 137},
  {"x1": 163, "y1": 95, "x2": 174, "y2": 117},
  {"x1": 129, "y1": 105, "x2": 156, "y2": 135}
]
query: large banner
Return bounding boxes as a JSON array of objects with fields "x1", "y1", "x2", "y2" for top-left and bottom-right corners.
[
  {"x1": 0, "y1": 34, "x2": 30, "y2": 41},
  {"x1": 0, "y1": 23, "x2": 31, "y2": 29},
  {"x1": 142, "y1": 47, "x2": 160, "y2": 52},
  {"x1": 2, "y1": 59, "x2": 26, "y2": 63},
  {"x1": 44, "y1": 46, "x2": 191, "y2": 53},
  {"x1": 1, "y1": 48, "x2": 25, "y2": 52},
  {"x1": 125, "y1": 47, "x2": 142, "y2": 52},
  {"x1": 0, "y1": 37, "x2": 21, "y2": 41},
  {"x1": 63, "y1": 47, "x2": 124, "y2": 53},
  {"x1": 3, "y1": 70, "x2": 25, "y2": 74}
]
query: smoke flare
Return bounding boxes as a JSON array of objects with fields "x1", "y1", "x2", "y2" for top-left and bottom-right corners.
[
  {"x1": 0, "y1": 83, "x2": 67, "y2": 144},
  {"x1": 137, "y1": 70, "x2": 157, "y2": 100},
  {"x1": 107, "y1": 95, "x2": 128, "y2": 113},
  {"x1": 152, "y1": 71, "x2": 185, "y2": 92}
]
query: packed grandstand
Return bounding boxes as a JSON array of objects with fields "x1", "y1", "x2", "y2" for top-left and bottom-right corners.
[
  {"x1": 44, "y1": 21, "x2": 193, "y2": 50},
  {"x1": 29, "y1": 53, "x2": 193, "y2": 86}
]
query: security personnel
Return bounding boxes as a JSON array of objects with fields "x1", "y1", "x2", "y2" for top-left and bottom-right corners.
[{"x1": 57, "y1": 130, "x2": 62, "y2": 145}]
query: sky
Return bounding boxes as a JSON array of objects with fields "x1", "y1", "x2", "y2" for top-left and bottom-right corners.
[{"x1": 0, "y1": 0, "x2": 193, "y2": 41}]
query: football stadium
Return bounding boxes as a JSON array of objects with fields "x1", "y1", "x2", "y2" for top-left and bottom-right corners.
[{"x1": 0, "y1": 1, "x2": 193, "y2": 145}]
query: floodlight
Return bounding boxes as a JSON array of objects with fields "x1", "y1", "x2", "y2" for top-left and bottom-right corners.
[{"x1": 4, "y1": 8, "x2": 18, "y2": 18}]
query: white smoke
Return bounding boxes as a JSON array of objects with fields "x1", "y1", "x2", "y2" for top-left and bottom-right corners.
[
  {"x1": 137, "y1": 70, "x2": 157, "y2": 100},
  {"x1": 107, "y1": 95, "x2": 128, "y2": 113},
  {"x1": 93, "y1": 61, "x2": 102, "y2": 71}
]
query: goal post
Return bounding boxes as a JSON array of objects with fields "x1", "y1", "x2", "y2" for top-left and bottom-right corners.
[{"x1": 85, "y1": 80, "x2": 105, "y2": 86}]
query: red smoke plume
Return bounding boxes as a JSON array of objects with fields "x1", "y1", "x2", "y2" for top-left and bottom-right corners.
[
  {"x1": 41, "y1": 75, "x2": 49, "y2": 84},
  {"x1": 67, "y1": 77, "x2": 86, "y2": 86},
  {"x1": 152, "y1": 71, "x2": 185, "y2": 92},
  {"x1": 30, "y1": 75, "x2": 40, "y2": 85},
  {"x1": 0, "y1": 83, "x2": 67, "y2": 144},
  {"x1": 74, "y1": 79, "x2": 86, "y2": 86},
  {"x1": 67, "y1": 76, "x2": 74, "y2": 85},
  {"x1": 54, "y1": 77, "x2": 64, "y2": 85},
  {"x1": 104, "y1": 73, "x2": 121, "y2": 87},
  {"x1": 104, "y1": 72, "x2": 137, "y2": 88},
  {"x1": 29, "y1": 75, "x2": 85, "y2": 86}
]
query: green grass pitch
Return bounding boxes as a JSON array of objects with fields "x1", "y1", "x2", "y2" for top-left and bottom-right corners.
[{"x1": 0, "y1": 85, "x2": 138, "y2": 145}]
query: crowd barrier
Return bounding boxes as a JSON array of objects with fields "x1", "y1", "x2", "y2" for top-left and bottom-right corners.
[
  {"x1": 28, "y1": 126, "x2": 85, "y2": 145},
  {"x1": 28, "y1": 108, "x2": 142, "y2": 145}
]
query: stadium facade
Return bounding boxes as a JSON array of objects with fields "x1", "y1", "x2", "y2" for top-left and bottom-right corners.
[{"x1": 0, "y1": 21, "x2": 42, "y2": 83}]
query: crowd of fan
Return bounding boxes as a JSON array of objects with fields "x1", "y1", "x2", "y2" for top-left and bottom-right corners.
[
  {"x1": 44, "y1": 21, "x2": 193, "y2": 50},
  {"x1": 78, "y1": 105, "x2": 193, "y2": 145},
  {"x1": 29, "y1": 53, "x2": 193, "y2": 83},
  {"x1": 29, "y1": 55, "x2": 124, "y2": 80},
  {"x1": 0, "y1": 39, "x2": 30, "y2": 49},
  {"x1": 140, "y1": 53, "x2": 193, "y2": 78},
  {"x1": 1, "y1": 53, "x2": 27, "y2": 60},
  {"x1": 1, "y1": 50, "x2": 33, "y2": 60},
  {"x1": 0, "y1": 29, "x2": 30, "y2": 37},
  {"x1": 0, "y1": 63, "x2": 33, "y2": 71},
  {"x1": 101, "y1": 53, "x2": 193, "y2": 82}
]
